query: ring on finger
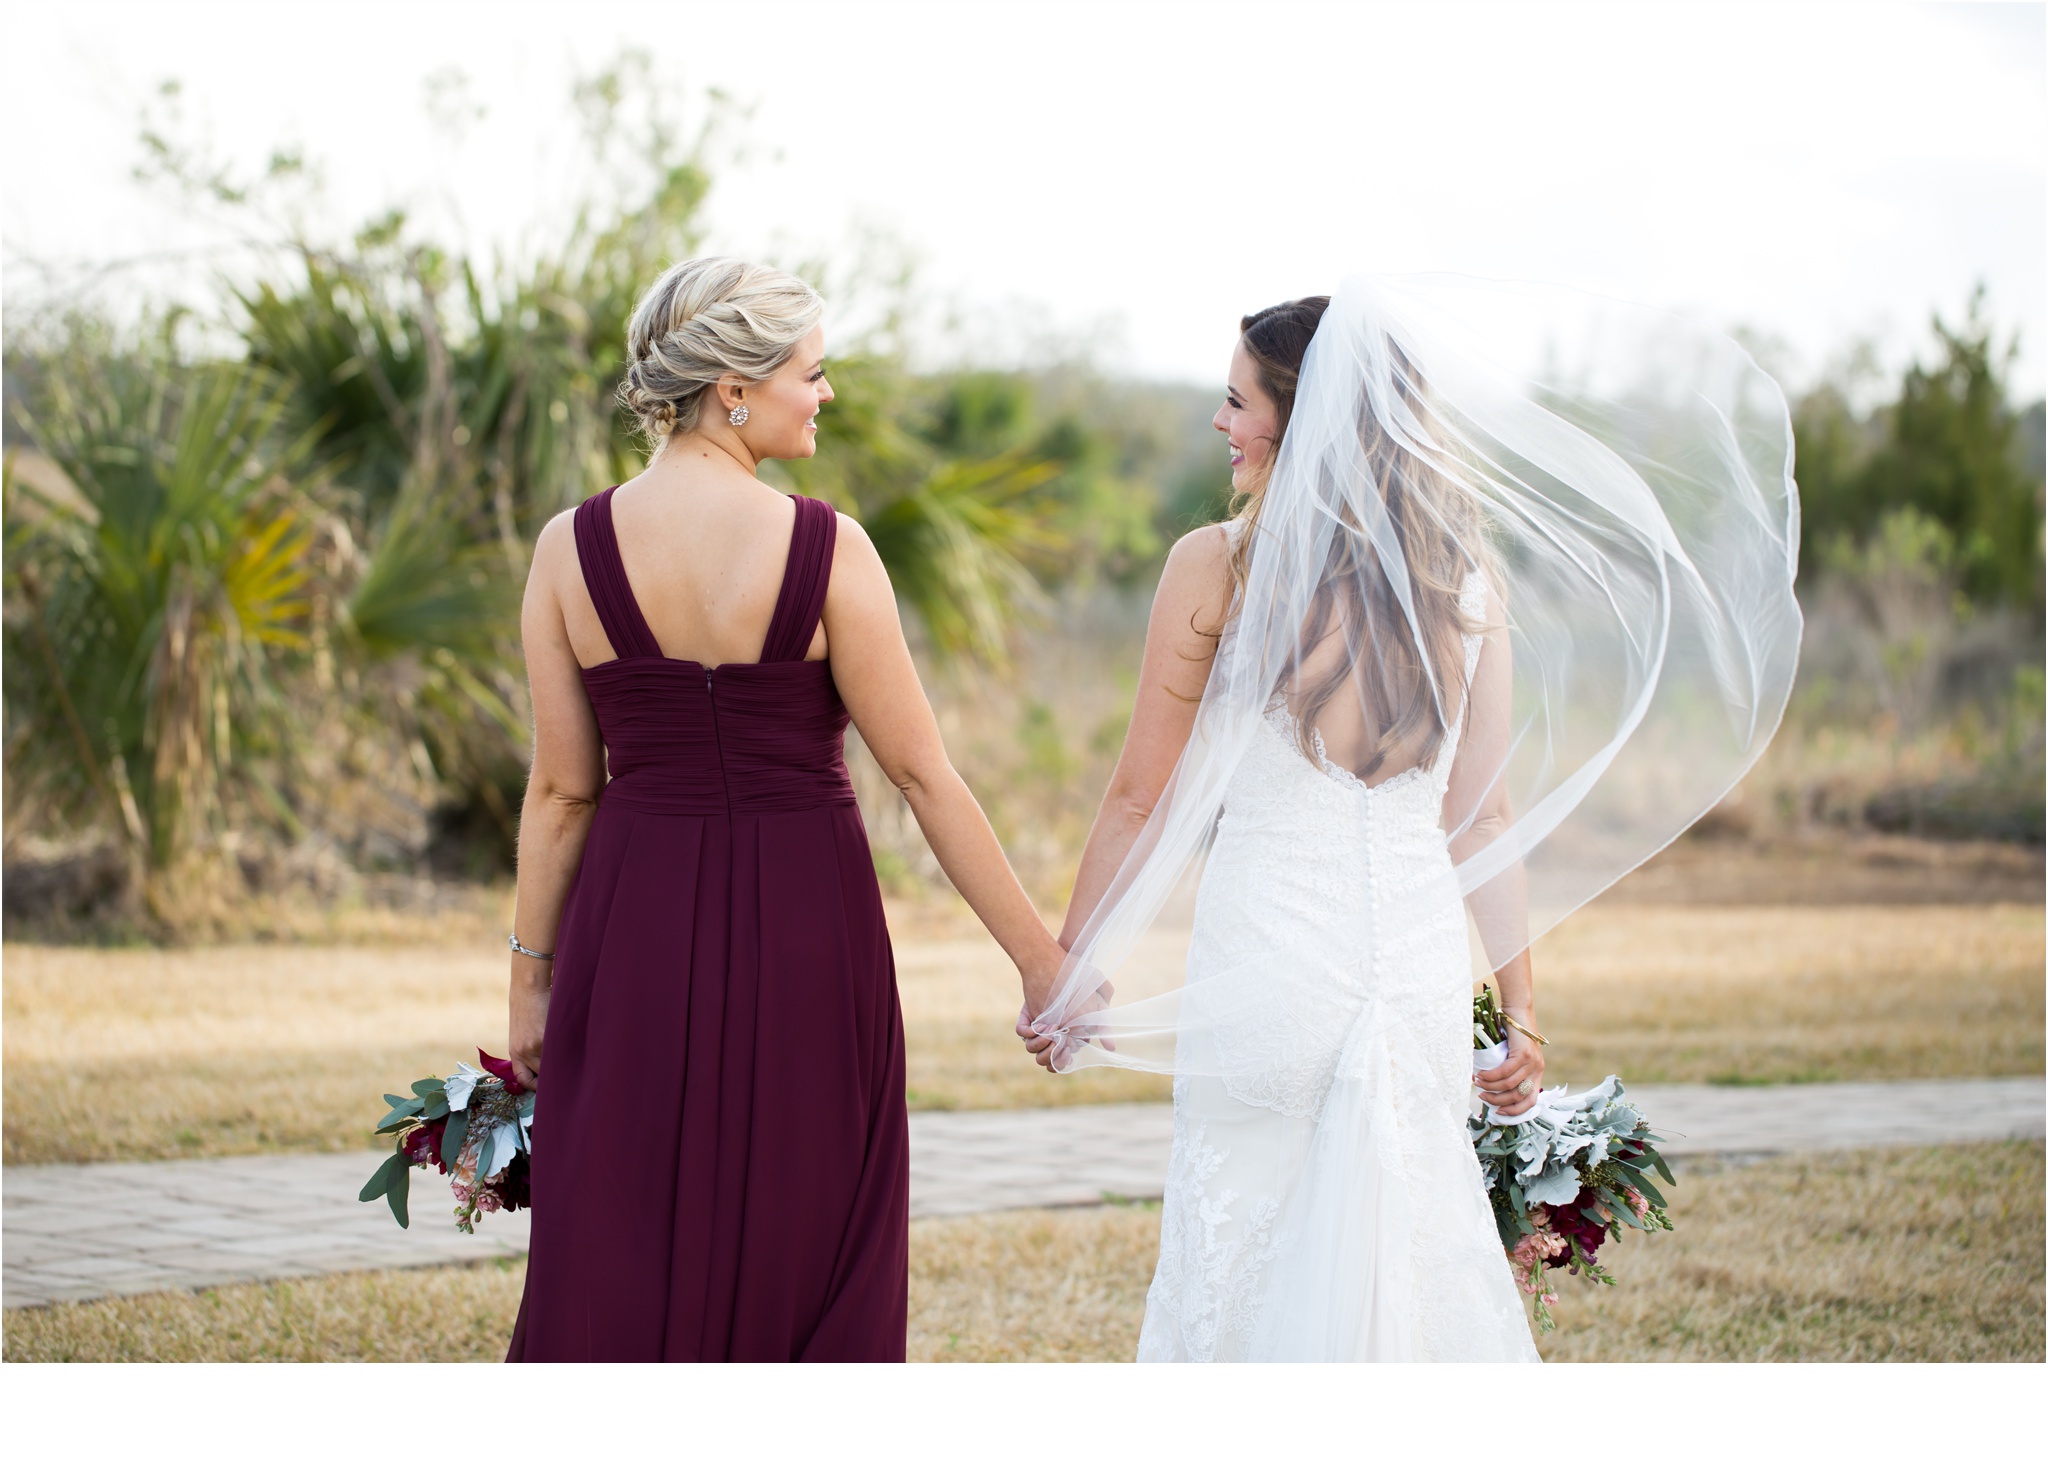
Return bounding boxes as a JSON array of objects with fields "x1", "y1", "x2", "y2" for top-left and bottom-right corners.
[{"x1": 1515, "y1": 1077, "x2": 1534, "y2": 1097}]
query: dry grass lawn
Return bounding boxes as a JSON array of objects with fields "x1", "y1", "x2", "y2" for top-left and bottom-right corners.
[
  {"x1": 907, "y1": 1204, "x2": 1164, "y2": 1361},
  {"x1": 6, "y1": 899, "x2": 2039, "y2": 1163},
  {"x1": 1532, "y1": 903, "x2": 2044, "y2": 1089},
  {"x1": 7, "y1": 1142, "x2": 2038, "y2": 1362},
  {"x1": 2, "y1": 901, "x2": 2038, "y2": 1163},
  {"x1": 1537, "y1": 1140, "x2": 2045, "y2": 1361},
  {"x1": 2, "y1": 1254, "x2": 529, "y2": 1363},
  {"x1": 2, "y1": 945, "x2": 515, "y2": 1164}
]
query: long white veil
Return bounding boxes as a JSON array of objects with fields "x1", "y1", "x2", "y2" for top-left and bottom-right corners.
[{"x1": 1032, "y1": 274, "x2": 1802, "y2": 1073}]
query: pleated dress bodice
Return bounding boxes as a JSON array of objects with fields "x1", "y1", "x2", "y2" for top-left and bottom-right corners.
[{"x1": 573, "y1": 485, "x2": 859, "y2": 816}]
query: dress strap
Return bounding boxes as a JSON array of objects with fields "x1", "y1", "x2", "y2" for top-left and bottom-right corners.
[
  {"x1": 573, "y1": 487, "x2": 664, "y2": 661},
  {"x1": 759, "y1": 495, "x2": 838, "y2": 662}
]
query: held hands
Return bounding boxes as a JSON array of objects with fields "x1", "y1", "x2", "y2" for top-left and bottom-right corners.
[
  {"x1": 1016, "y1": 994, "x2": 1115, "y2": 1071},
  {"x1": 1015, "y1": 954, "x2": 1114, "y2": 1073},
  {"x1": 1016, "y1": 1004, "x2": 1057, "y2": 1069},
  {"x1": 1475, "y1": 1015, "x2": 1546, "y2": 1117}
]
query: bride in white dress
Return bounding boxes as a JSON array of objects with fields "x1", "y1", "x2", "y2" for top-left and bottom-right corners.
[{"x1": 1023, "y1": 277, "x2": 1802, "y2": 1362}]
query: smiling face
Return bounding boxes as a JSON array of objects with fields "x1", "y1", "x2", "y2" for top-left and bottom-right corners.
[
  {"x1": 1213, "y1": 339, "x2": 1283, "y2": 494},
  {"x1": 730, "y1": 325, "x2": 834, "y2": 460}
]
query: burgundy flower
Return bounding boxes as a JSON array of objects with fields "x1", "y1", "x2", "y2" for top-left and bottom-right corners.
[
  {"x1": 1549, "y1": 1188, "x2": 1609, "y2": 1262},
  {"x1": 481, "y1": 1155, "x2": 532, "y2": 1212},
  {"x1": 403, "y1": 1114, "x2": 450, "y2": 1173},
  {"x1": 498, "y1": 1152, "x2": 532, "y2": 1212},
  {"x1": 477, "y1": 1050, "x2": 525, "y2": 1096}
]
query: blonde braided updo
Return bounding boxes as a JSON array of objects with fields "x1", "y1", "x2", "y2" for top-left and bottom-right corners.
[{"x1": 618, "y1": 257, "x2": 825, "y2": 442}]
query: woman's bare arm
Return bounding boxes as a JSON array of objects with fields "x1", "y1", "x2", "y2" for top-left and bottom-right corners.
[
  {"x1": 1057, "y1": 525, "x2": 1234, "y2": 950},
  {"x1": 825, "y1": 516, "x2": 1069, "y2": 1014},
  {"x1": 506, "y1": 513, "x2": 608, "y2": 1090},
  {"x1": 1444, "y1": 594, "x2": 1545, "y2": 1114}
]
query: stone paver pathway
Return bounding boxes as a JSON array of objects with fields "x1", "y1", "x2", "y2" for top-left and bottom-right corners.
[{"x1": 5, "y1": 1077, "x2": 2039, "y2": 1308}]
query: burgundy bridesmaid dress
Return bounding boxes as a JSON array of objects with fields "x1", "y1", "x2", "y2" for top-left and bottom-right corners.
[{"x1": 508, "y1": 488, "x2": 909, "y2": 1362}]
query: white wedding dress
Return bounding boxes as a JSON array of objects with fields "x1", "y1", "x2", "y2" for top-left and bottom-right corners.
[
  {"x1": 1036, "y1": 278, "x2": 1800, "y2": 1361},
  {"x1": 1136, "y1": 574, "x2": 1540, "y2": 1363}
]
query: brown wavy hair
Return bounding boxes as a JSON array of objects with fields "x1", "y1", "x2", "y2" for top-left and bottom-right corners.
[
  {"x1": 1223, "y1": 297, "x2": 1489, "y2": 778},
  {"x1": 1221, "y1": 296, "x2": 1330, "y2": 620}
]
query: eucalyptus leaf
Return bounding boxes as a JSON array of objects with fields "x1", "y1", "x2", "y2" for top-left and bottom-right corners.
[
  {"x1": 441, "y1": 1110, "x2": 469, "y2": 1171},
  {"x1": 387, "y1": 1158, "x2": 411, "y2": 1228},
  {"x1": 359, "y1": 1149, "x2": 405, "y2": 1204},
  {"x1": 1600, "y1": 1192, "x2": 1646, "y2": 1229}
]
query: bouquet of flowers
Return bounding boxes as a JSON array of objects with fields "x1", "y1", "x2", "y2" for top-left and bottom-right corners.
[
  {"x1": 1470, "y1": 987, "x2": 1676, "y2": 1332},
  {"x1": 359, "y1": 1050, "x2": 533, "y2": 1233}
]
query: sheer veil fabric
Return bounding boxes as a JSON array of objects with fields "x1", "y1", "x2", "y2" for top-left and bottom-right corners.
[{"x1": 1031, "y1": 275, "x2": 1801, "y2": 1359}]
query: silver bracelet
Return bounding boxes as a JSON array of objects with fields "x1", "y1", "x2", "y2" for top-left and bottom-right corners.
[{"x1": 509, "y1": 933, "x2": 555, "y2": 961}]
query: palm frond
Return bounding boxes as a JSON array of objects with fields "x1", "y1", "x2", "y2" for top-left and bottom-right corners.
[
  {"x1": 343, "y1": 486, "x2": 515, "y2": 663},
  {"x1": 4, "y1": 351, "x2": 314, "y2": 870},
  {"x1": 862, "y1": 451, "x2": 1066, "y2": 664}
]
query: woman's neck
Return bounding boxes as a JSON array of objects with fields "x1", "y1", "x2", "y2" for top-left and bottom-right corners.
[{"x1": 655, "y1": 429, "x2": 759, "y2": 480}]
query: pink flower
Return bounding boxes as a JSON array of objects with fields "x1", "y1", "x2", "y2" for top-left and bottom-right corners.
[{"x1": 1508, "y1": 1222, "x2": 1569, "y2": 1295}]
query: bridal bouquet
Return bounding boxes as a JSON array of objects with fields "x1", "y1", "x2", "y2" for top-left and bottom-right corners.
[
  {"x1": 1470, "y1": 989, "x2": 1675, "y2": 1333},
  {"x1": 359, "y1": 1051, "x2": 533, "y2": 1233}
]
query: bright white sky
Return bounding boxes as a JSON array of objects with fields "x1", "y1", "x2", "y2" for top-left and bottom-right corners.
[{"x1": 4, "y1": 0, "x2": 2044, "y2": 396}]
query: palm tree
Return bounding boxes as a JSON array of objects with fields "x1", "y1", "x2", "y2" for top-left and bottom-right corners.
[{"x1": 5, "y1": 331, "x2": 312, "y2": 896}]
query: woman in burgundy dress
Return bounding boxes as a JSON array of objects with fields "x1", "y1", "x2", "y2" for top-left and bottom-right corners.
[{"x1": 503, "y1": 258, "x2": 1065, "y2": 1362}]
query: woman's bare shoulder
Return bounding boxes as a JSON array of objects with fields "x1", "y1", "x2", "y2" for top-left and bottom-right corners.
[
  {"x1": 827, "y1": 511, "x2": 884, "y2": 580},
  {"x1": 821, "y1": 510, "x2": 895, "y2": 621},
  {"x1": 1169, "y1": 519, "x2": 1232, "y2": 560},
  {"x1": 831, "y1": 509, "x2": 873, "y2": 552},
  {"x1": 527, "y1": 506, "x2": 582, "y2": 587},
  {"x1": 1158, "y1": 522, "x2": 1233, "y2": 599}
]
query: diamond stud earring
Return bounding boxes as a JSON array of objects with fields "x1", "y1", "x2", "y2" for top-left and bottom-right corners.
[{"x1": 729, "y1": 404, "x2": 749, "y2": 427}]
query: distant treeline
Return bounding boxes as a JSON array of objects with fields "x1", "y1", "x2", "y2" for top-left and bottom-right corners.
[{"x1": 1792, "y1": 294, "x2": 2043, "y2": 609}]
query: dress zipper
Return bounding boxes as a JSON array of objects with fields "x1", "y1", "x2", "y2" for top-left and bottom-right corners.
[{"x1": 704, "y1": 666, "x2": 731, "y2": 815}]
